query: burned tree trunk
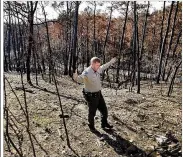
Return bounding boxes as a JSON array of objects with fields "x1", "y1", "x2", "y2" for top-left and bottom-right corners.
[
  {"x1": 162, "y1": 1, "x2": 179, "y2": 81},
  {"x1": 157, "y1": 2, "x2": 174, "y2": 84},
  {"x1": 26, "y1": 1, "x2": 38, "y2": 85},
  {"x1": 103, "y1": 5, "x2": 113, "y2": 63},
  {"x1": 86, "y1": 17, "x2": 90, "y2": 67},
  {"x1": 159, "y1": 2, "x2": 166, "y2": 53},
  {"x1": 136, "y1": 13, "x2": 140, "y2": 93},
  {"x1": 167, "y1": 61, "x2": 181, "y2": 96},
  {"x1": 137, "y1": 2, "x2": 149, "y2": 93},
  {"x1": 71, "y1": 1, "x2": 79, "y2": 76},
  {"x1": 116, "y1": 1, "x2": 129, "y2": 83},
  {"x1": 41, "y1": 2, "x2": 54, "y2": 83},
  {"x1": 7, "y1": 1, "x2": 12, "y2": 71},
  {"x1": 4, "y1": 26, "x2": 8, "y2": 72},
  {"x1": 172, "y1": 29, "x2": 182, "y2": 59},
  {"x1": 165, "y1": 29, "x2": 181, "y2": 82},
  {"x1": 93, "y1": 2, "x2": 97, "y2": 55},
  {"x1": 102, "y1": 5, "x2": 113, "y2": 82},
  {"x1": 63, "y1": 1, "x2": 69, "y2": 75}
]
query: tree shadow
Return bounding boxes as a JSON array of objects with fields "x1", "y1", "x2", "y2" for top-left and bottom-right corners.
[
  {"x1": 92, "y1": 129, "x2": 148, "y2": 157},
  {"x1": 32, "y1": 84, "x2": 85, "y2": 104},
  {"x1": 31, "y1": 133, "x2": 49, "y2": 156},
  {"x1": 68, "y1": 146, "x2": 80, "y2": 157}
]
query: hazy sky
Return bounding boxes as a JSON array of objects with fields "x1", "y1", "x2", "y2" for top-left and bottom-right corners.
[{"x1": 36, "y1": 1, "x2": 171, "y2": 20}]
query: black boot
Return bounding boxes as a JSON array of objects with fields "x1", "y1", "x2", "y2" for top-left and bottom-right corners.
[
  {"x1": 88, "y1": 124, "x2": 96, "y2": 132},
  {"x1": 101, "y1": 122, "x2": 113, "y2": 129}
]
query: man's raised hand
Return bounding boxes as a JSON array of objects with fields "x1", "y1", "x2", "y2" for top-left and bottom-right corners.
[{"x1": 110, "y1": 57, "x2": 117, "y2": 64}]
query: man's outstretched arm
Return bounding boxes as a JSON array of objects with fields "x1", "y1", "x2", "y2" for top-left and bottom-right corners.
[{"x1": 99, "y1": 57, "x2": 117, "y2": 73}]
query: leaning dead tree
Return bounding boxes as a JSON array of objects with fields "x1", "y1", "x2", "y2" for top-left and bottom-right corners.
[
  {"x1": 162, "y1": 1, "x2": 179, "y2": 81},
  {"x1": 157, "y1": 2, "x2": 174, "y2": 84},
  {"x1": 167, "y1": 60, "x2": 181, "y2": 96}
]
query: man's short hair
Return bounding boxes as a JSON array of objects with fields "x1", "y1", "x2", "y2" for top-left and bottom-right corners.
[{"x1": 90, "y1": 57, "x2": 101, "y2": 64}]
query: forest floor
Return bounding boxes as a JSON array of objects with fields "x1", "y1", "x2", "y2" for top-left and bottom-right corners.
[{"x1": 4, "y1": 72, "x2": 182, "y2": 157}]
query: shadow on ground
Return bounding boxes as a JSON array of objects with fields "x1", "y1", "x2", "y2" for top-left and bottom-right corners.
[
  {"x1": 32, "y1": 84, "x2": 85, "y2": 103},
  {"x1": 93, "y1": 128, "x2": 148, "y2": 157}
]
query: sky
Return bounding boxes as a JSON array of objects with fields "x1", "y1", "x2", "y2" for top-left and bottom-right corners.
[{"x1": 36, "y1": 1, "x2": 172, "y2": 20}]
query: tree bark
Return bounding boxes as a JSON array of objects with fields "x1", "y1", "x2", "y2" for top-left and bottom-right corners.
[
  {"x1": 102, "y1": 5, "x2": 113, "y2": 82},
  {"x1": 162, "y1": 1, "x2": 179, "y2": 81},
  {"x1": 7, "y1": 1, "x2": 12, "y2": 71},
  {"x1": 157, "y1": 2, "x2": 174, "y2": 84},
  {"x1": 103, "y1": 5, "x2": 113, "y2": 63},
  {"x1": 93, "y1": 2, "x2": 97, "y2": 55},
  {"x1": 167, "y1": 61, "x2": 181, "y2": 96},
  {"x1": 71, "y1": 2, "x2": 79, "y2": 75},
  {"x1": 116, "y1": 1, "x2": 129, "y2": 83},
  {"x1": 26, "y1": 1, "x2": 38, "y2": 85},
  {"x1": 41, "y1": 2, "x2": 54, "y2": 83},
  {"x1": 63, "y1": 1, "x2": 69, "y2": 75}
]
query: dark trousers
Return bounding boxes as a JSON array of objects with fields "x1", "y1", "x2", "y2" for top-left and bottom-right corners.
[{"x1": 83, "y1": 91, "x2": 108, "y2": 126}]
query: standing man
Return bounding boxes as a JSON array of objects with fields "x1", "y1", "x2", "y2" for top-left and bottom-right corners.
[{"x1": 73, "y1": 57, "x2": 117, "y2": 132}]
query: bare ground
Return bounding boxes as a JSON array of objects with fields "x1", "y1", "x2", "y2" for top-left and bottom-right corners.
[{"x1": 3, "y1": 72, "x2": 182, "y2": 157}]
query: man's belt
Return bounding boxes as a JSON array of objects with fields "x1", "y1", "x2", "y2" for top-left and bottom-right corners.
[{"x1": 82, "y1": 89, "x2": 101, "y2": 97}]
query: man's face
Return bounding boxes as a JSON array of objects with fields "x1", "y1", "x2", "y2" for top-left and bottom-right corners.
[{"x1": 91, "y1": 62, "x2": 101, "y2": 71}]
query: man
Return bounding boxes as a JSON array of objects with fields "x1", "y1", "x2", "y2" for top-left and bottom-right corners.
[{"x1": 73, "y1": 57, "x2": 117, "y2": 132}]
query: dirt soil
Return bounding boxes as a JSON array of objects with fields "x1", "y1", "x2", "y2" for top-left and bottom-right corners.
[{"x1": 3, "y1": 72, "x2": 182, "y2": 157}]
